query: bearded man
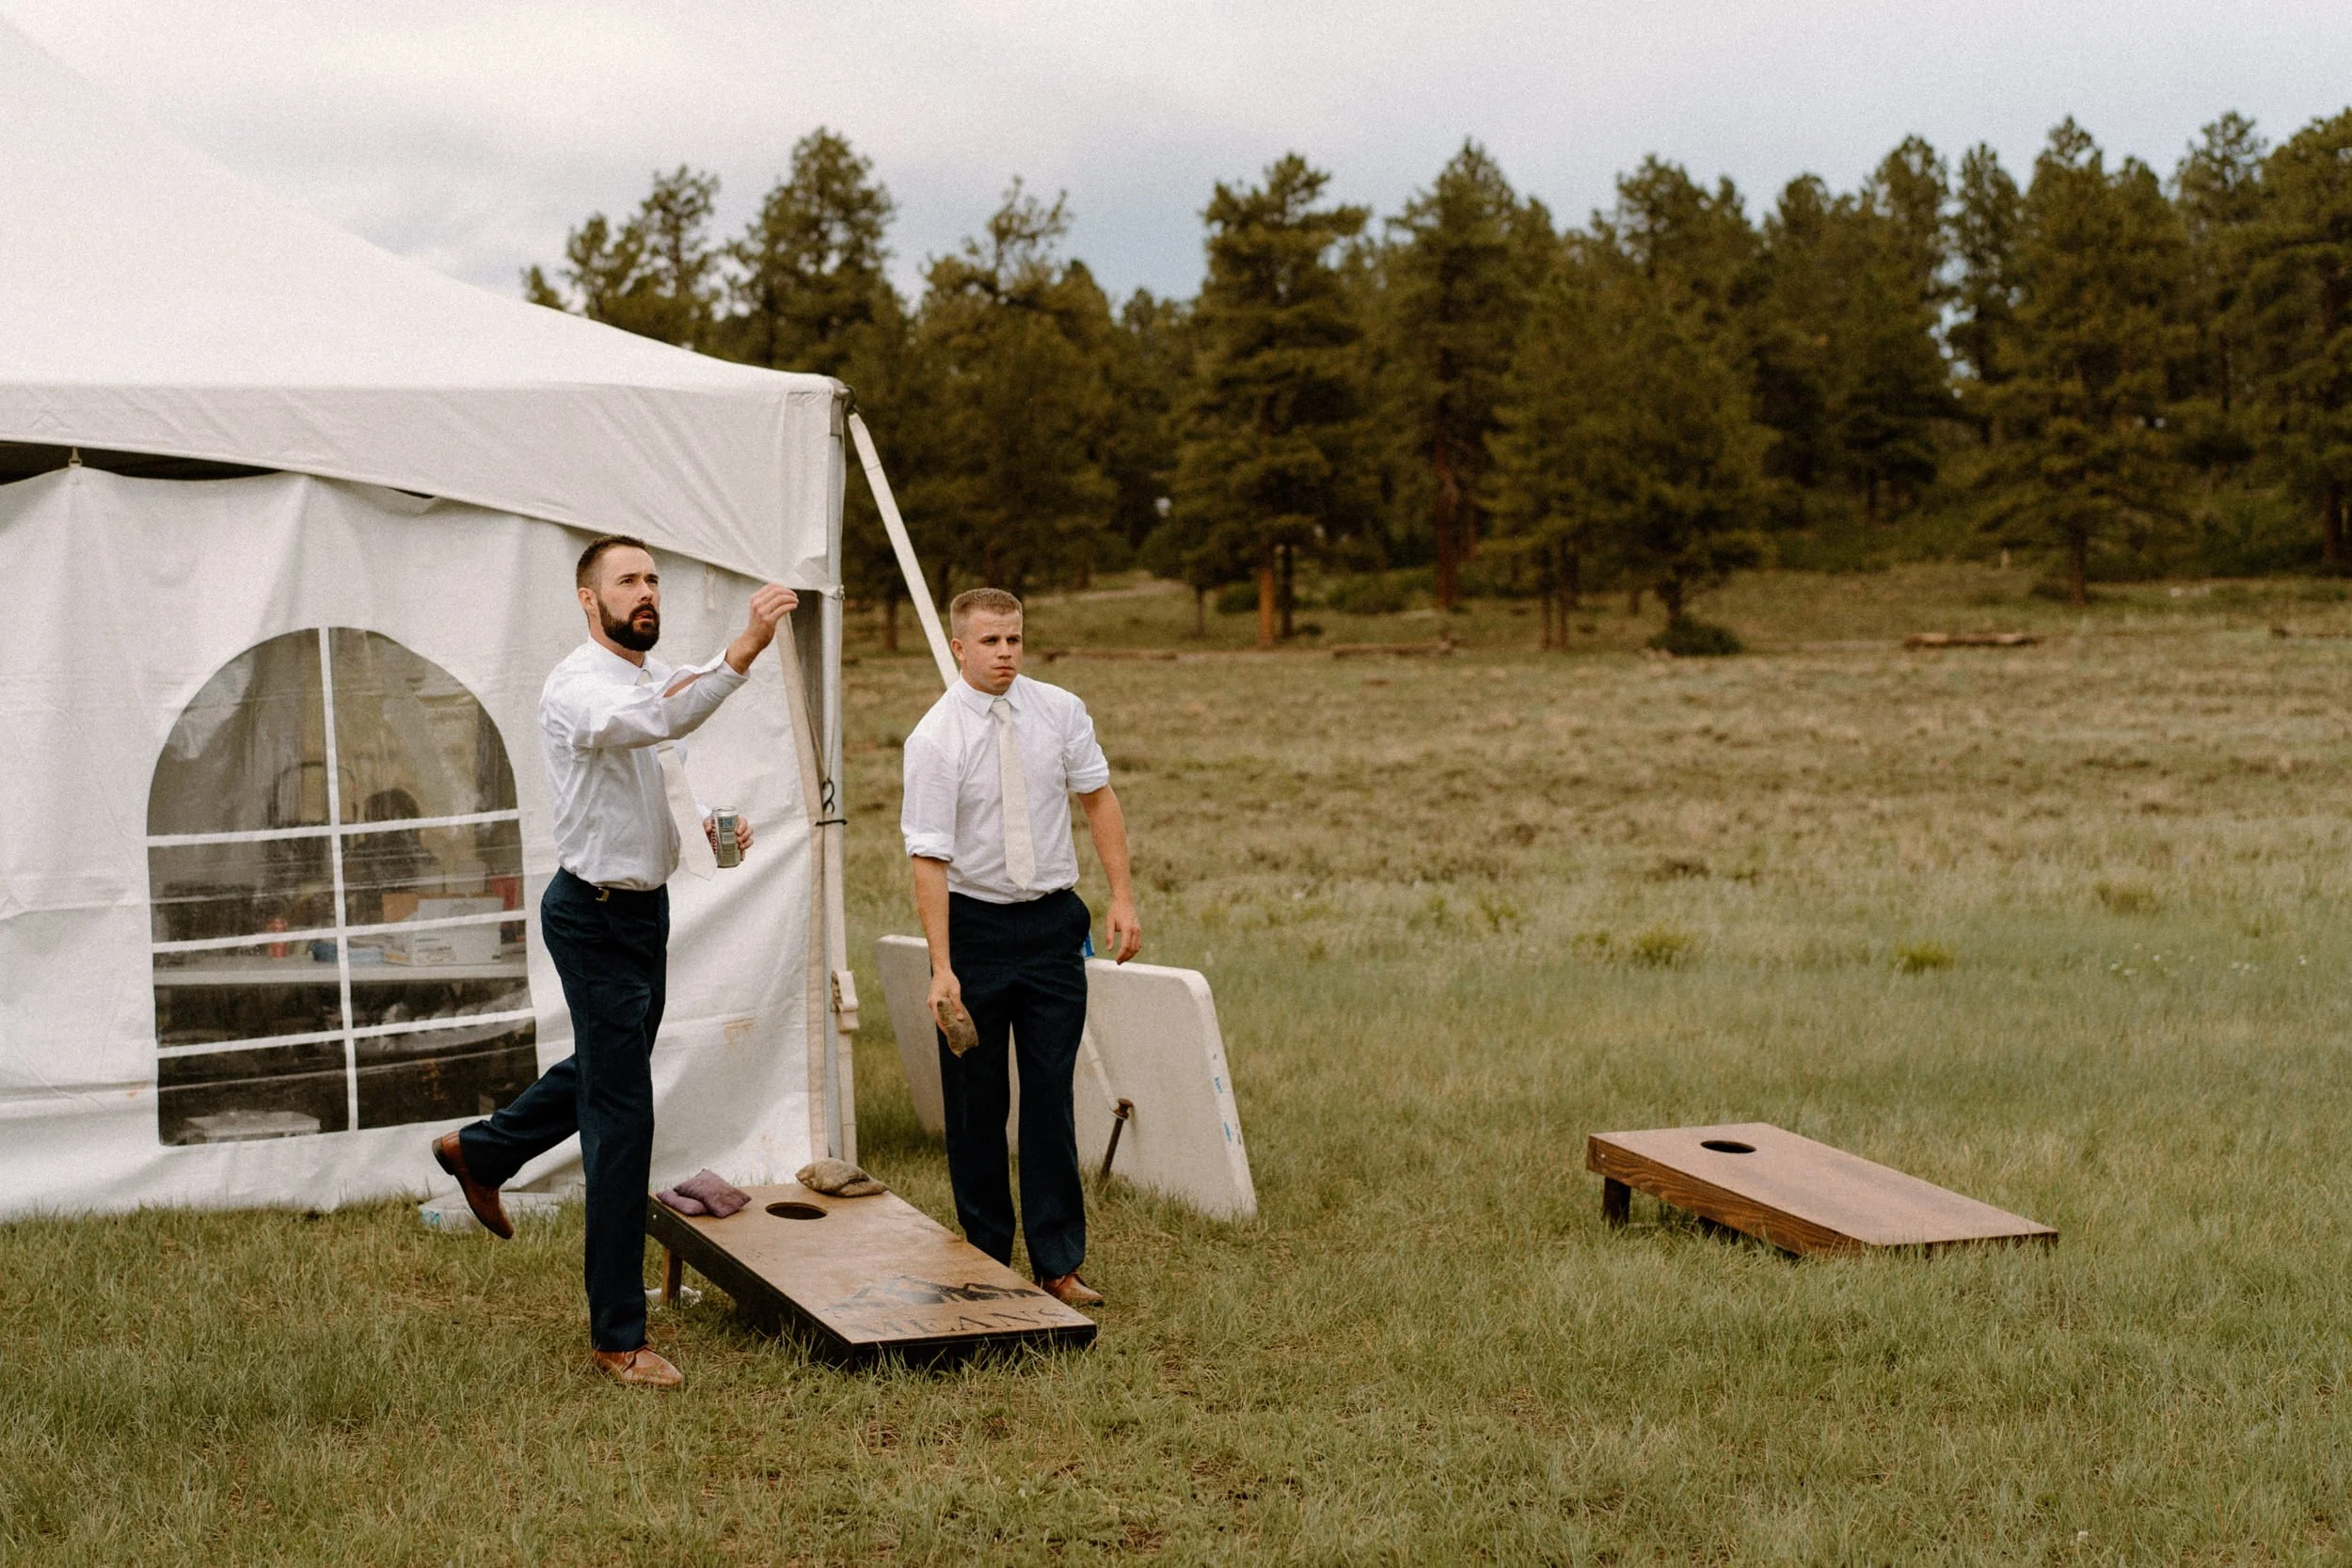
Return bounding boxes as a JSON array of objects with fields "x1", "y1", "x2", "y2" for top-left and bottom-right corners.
[{"x1": 431, "y1": 533, "x2": 794, "y2": 1389}]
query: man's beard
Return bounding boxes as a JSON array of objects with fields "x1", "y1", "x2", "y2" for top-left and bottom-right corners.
[{"x1": 601, "y1": 601, "x2": 660, "y2": 653}]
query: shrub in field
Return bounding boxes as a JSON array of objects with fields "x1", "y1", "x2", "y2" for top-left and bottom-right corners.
[
  {"x1": 1475, "y1": 894, "x2": 1524, "y2": 933},
  {"x1": 1648, "y1": 615, "x2": 1744, "y2": 657},
  {"x1": 1894, "y1": 942, "x2": 1955, "y2": 973},
  {"x1": 1325, "y1": 573, "x2": 1412, "y2": 614},
  {"x1": 1214, "y1": 581, "x2": 1259, "y2": 614},
  {"x1": 1629, "y1": 927, "x2": 1693, "y2": 967}
]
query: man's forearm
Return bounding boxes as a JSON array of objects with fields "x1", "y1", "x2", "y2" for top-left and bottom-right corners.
[
  {"x1": 723, "y1": 623, "x2": 769, "y2": 675},
  {"x1": 724, "y1": 588, "x2": 798, "y2": 673},
  {"x1": 912, "y1": 856, "x2": 953, "y2": 968},
  {"x1": 1079, "y1": 787, "x2": 1135, "y2": 904}
]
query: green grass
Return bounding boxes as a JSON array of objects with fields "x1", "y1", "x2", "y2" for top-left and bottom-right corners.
[{"x1": 9, "y1": 564, "x2": 2352, "y2": 1562}]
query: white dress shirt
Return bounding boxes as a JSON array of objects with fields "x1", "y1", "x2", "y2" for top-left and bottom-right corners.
[
  {"x1": 539, "y1": 640, "x2": 745, "y2": 890},
  {"x1": 900, "y1": 673, "x2": 1111, "y2": 904}
]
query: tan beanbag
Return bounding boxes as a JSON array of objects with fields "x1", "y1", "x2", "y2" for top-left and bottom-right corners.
[
  {"x1": 796, "y1": 1158, "x2": 885, "y2": 1197},
  {"x1": 934, "y1": 996, "x2": 979, "y2": 1056}
]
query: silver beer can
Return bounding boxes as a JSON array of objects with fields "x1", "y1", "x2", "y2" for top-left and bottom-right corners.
[{"x1": 713, "y1": 808, "x2": 741, "y2": 868}]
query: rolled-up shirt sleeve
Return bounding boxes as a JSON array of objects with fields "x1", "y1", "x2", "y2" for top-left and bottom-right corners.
[
  {"x1": 1062, "y1": 702, "x2": 1111, "y2": 794},
  {"x1": 900, "y1": 728, "x2": 959, "y2": 863},
  {"x1": 552, "y1": 651, "x2": 745, "y2": 751}
]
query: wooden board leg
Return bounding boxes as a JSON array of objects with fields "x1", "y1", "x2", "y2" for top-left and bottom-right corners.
[
  {"x1": 1601, "y1": 1178, "x2": 1630, "y2": 1228},
  {"x1": 661, "y1": 1245, "x2": 682, "y2": 1307}
]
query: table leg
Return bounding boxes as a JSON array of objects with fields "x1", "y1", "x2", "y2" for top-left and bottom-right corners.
[
  {"x1": 1602, "y1": 1178, "x2": 1630, "y2": 1228},
  {"x1": 661, "y1": 1245, "x2": 682, "y2": 1307}
]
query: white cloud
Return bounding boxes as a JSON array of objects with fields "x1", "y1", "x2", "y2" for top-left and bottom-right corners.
[{"x1": 8, "y1": 1, "x2": 2347, "y2": 307}]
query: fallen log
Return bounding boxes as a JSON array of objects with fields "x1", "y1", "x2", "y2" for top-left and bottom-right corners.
[
  {"x1": 1903, "y1": 631, "x2": 2040, "y2": 650},
  {"x1": 1040, "y1": 647, "x2": 1181, "y2": 662},
  {"x1": 1327, "y1": 637, "x2": 1457, "y2": 659}
]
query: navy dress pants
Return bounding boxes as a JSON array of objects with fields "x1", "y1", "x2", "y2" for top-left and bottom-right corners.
[
  {"x1": 939, "y1": 889, "x2": 1091, "y2": 1280},
  {"x1": 459, "y1": 867, "x2": 666, "y2": 1353}
]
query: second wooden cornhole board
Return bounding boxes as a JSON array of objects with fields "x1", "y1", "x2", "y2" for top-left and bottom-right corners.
[
  {"x1": 874, "y1": 935, "x2": 1257, "y2": 1222},
  {"x1": 1587, "y1": 1122, "x2": 2056, "y2": 1255},
  {"x1": 644, "y1": 1181, "x2": 1096, "y2": 1365}
]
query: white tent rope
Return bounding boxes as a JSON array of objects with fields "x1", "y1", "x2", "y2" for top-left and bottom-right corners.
[
  {"x1": 846, "y1": 413, "x2": 956, "y2": 686},
  {"x1": 843, "y1": 414, "x2": 1127, "y2": 1130}
]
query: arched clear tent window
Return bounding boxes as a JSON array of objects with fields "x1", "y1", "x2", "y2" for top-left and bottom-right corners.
[{"x1": 146, "y1": 628, "x2": 537, "y2": 1146}]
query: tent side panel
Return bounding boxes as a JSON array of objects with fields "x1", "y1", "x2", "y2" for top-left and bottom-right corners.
[{"x1": 0, "y1": 469, "x2": 815, "y2": 1219}]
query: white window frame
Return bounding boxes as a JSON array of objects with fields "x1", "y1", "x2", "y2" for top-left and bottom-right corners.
[{"x1": 149, "y1": 626, "x2": 532, "y2": 1133}]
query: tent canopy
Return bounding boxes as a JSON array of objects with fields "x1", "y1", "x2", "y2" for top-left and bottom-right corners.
[{"x1": 0, "y1": 20, "x2": 841, "y2": 587}]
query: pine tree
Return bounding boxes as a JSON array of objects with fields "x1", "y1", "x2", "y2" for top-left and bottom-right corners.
[
  {"x1": 1749, "y1": 158, "x2": 1953, "y2": 522},
  {"x1": 1174, "y1": 154, "x2": 1370, "y2": 647},
  {"x1": 1379, "y1": 142, "x2": 1552, "y2": 611},
  {"x1": 1836, "y1": 139, "x2": 1954, "y2": 521},
  {"x1": 720, "y1": 129, "x2": 900, "y2": 376},
  {"x1": 908, "y1": 182, "x2": 1117, "y2": 596},
  {"x1": 1103, "y1": 291, "x2": 1190, "y2": 559},
  {"x1": 1981, "y1": 121, "x2": 2190, "y2": 603},
  {"x1": 2170, "y1": 113, "x2": 2266, "y2": 516},
  {"x1": 1868, "y1": 135, "x2": 1954, "y2": 307},
  {"x1": 1592, "y1": 267, "x2": 1771, "y2": 624},
  {"x1": 1610, "y1": 157, "x2": 1759, "y2": 325},
  {"x1": 713, "y1": 129, "x2": 923, "y2": 647},
  {"x1": 1489, "y1": 239, "x2": 1767, "y2": 642},
  {"x1": 1486, "y1": 242, "x2": 1605, "y2": 648},
  {"x1": 524, "y1": 166, "x2": 723, "y2": 349},
  {"x1": 1750, "y1": 174, "x2": 1841, "y2": 495},
  {"x1": 2242, "y1": 110, "x2": 2352, "y2": 565},
  {"x1": 1949, "y1": 144, "x2": 2024, "y2": 418}
]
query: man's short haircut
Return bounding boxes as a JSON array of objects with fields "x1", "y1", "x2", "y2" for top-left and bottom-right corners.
[
  {"x1": 949, "y1": 587, "x2": 1024, "y2": 637},
  {"x1": 576, "y1": 533, "x2": 654, "y2": 590}
]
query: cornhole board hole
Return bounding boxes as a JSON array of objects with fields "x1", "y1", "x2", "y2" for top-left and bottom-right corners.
[
  {"x1": 1587, "y1": 1122, "x2": 2056, "y2": 1256},
  {"x1": 643, "y1": 1181, "x2": 1097, "y2": 1366},
  {"x1": 875, "y1": 935, "x2": 1257, "y2": 1221}
]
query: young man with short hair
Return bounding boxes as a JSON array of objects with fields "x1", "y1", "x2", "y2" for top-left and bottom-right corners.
[
  {"x1": 900, "y1": 587, "x2": 1142, "y2": 1307},
  {"x1": 432, "y1": 534, "x2": 795, "y2": 1389}
]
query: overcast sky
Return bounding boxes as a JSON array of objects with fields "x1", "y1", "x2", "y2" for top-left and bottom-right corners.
[{"x1": 10, "y1": 3, "x2": 2351, "y2": 308}]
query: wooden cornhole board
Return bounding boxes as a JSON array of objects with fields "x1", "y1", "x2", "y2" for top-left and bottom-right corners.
[
  {"x1": 1587, "y1": 1122, "x2": 2056, "y2": 1256},
  {"x1": 874, "y1": 935, "x2": 1257, "y2": 1221},
  {"x1": 643, "y1": 1181, "x2": 1097, "y2": 1366}
]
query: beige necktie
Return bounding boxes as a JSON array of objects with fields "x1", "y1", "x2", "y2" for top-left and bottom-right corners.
[
  {"x1": 992, "y1": 695, "x2": 1036, "y2": 891},
  {"x1": 640, "y1": 667, "x2": 716, "y2": 881}
]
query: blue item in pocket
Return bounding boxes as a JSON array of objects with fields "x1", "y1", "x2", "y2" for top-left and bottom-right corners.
[{"x1": 1082, "y1": 932, "x2": 1095, "y2": 958}]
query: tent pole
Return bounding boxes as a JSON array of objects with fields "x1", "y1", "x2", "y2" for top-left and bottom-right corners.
[
  {"x1": 847, "y1": 412, "x2": 956, "y2": 687},
  {"x1": 774, "y1": 613, "x2": 834, "y2": 1160},
  {"x1": 834, "y1": 407, "x2": 960, "y2": 1163},
  {"x1": 819, "y1": 585, "x2": 855, "y2": 1164}
]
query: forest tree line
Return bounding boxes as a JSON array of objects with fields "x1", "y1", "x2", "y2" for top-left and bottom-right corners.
[{"x1": 526, "y1": 108, "x2": 2352, "y2": 645}]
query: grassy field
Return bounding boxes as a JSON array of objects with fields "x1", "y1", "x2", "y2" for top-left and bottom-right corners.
[{"x1": 8, "y1": 564, "x2": 2352, "y2": 1563}]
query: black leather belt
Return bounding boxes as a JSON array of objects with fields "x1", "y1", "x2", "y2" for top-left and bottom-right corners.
[{"x1": 558, "y1": 866, "x2": 660, "y2": 902}]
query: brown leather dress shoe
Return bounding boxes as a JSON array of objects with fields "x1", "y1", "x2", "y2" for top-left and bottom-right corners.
[
  {"x1": 429, "y1": 1130, "x2": 512, "y2": 1240},
  {"x1": 1037, "y1": 1272, "x2": 1104, "y2": 1307},
  {"x1": 592, "y1": 1347, "x2": 683, "y2": 1389}
]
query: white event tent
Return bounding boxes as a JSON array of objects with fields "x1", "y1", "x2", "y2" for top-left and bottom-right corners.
[{"x1": 0, "y1": 21, "x2": 871, "y2": 1218}]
